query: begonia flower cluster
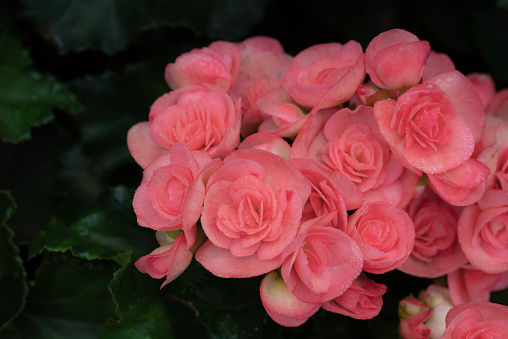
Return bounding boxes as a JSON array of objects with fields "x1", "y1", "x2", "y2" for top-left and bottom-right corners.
[{"x1": 126, "y1": 29, "x2": 508, "y2": 332}]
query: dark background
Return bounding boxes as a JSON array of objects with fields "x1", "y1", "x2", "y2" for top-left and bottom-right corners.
[{"x1": 1, "y1": 0, "x2": 507, "y2": 338}]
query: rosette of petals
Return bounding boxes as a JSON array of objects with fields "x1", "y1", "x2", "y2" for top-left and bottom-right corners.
[
  {"x1": 133, "y1": 143, "x2": 213, "y2": 233},
  {"x1": 458, "y1": 189, "x2": 508, "y2": 274},
  {"x1": 373, "y1": 71, "x2": 485, "y2": 175},
  {"x1": 137, "y1": 84, "x2": 241, "y2": 160},
  {"x1": 238, "y1": 132, "x2": 292, "y2": 160},
  {"x1": 260, "y1": 271, "x2": 320, "y2": 327},
  {"x1": 164, "y1": 41, "x2": 241, "y2": 91},
  {"x1": 292, "y1": 105, "x2": 417, "y2": 207},
  {"x1": 195, "y1": 149, "x2": 311, "y2": 278},
  {"x1": 366, "y1": 29, "x2": 431, "y2": 90},
  {"x1": 135, "y1": 232, "x2": 193, "y2": 288},
  {"x1": 346, "y1": 202, "x2": 415, "y2": 274},
  {"x1": 322, "y1": 273, "x2": 386, "y2": 320},
  {"x1": 442, "y1": 302, "x2": 508, "y2": 338},
  {"x1": 289, "y1": 158, "x2": 363, "y2": 228},
  {"x1": 448, "y1": 268, "x2": 508, "y2": 305},
  {"x1": 282, "y1": 41, "x2": 366, "y2": 109},
  {"x1": 398, "y1": 189, "x2": 468, "y2": 278},
  {"x1": 321, "y1": 106, "x2": 404, "y2": 193},
  {"x1": 279, "y1": 213, "x2": 363, "y2": 304}
]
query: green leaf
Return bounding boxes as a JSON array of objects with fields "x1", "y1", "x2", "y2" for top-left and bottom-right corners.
[
  {"x1": 0, "y1": 191, "x2": 27, "y2": 331},
  {"x1": 0, "y1": 23, "x2": 82, "y2": 144},
  {"x1": 0, "y1": 190, "x2": 16, "y2": 224},
  {"x1": 173, "y1": 267, "x2": 267, "y2": 338},
  {"x1": 61, "y1": 64, "x2": 168, "y2": 202},
  {"x1": 101, "y1": 262, "x2": 199, "y2": 338},
  {"x1": 498, "y1": 0, "x2": 508, "y2": 10},
  {"x1": 3, "y1": 255, "x2": 116, "y2": 339},
  {"x1": 22, "y1": 0, "x2": 273, "y2": 55},
  {"x1": 29, "y1": 186, "x2": 156, "y2": 263}
]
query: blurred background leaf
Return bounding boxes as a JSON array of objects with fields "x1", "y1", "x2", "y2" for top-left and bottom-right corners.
[
  {"x1": 2, "y1": 0, "x2": 508, "y2": 337},
  {"x1": 22, "y1": 0, "x2": 273, "y2": 55},
  {"x1": 3, "y1": 255, "x2": 116, "y2": 339},
  {"x1": 0, "y1": 22, "x2": 81, "y2": 144},
  {"x1": 0, "y1": 192, "x2": 27, "y2": 331},
  {"x1": 101, "y1": 262, "x2": 202, "y2": 338},
  {"x1": 29, "y1": 186, "x2": 156, "y2": 264}
]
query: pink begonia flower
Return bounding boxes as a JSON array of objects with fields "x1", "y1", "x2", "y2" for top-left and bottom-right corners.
[
  {"x1": 289, "y1": 158, "x2": 363, "y2": 228},
  {"x1": 427, "y1": 158, "x2": 489, "y2": 206},
  {"x1": 195, "y1": 149, "x2": 311, "y2": 278},
  {"x1": 132, "y1": 143, "x2": 212, "y2": 232},
  {"x1": 322, "y1": 273, "x2": 387, "y2": 320},
  {"x1": 475, "y1": 114, "x2": 508, "y2": 191},
  {"x1": 474, "y1": 114, "x2": 508, "y2": 158},
  {"x1": 230, "y1": 77, "x2": 290, "y2": 137},
  {"x1": 442, "y1": 302, "x2": 508, "y2": 338},
  {"x1": 486, "y1": 88, "x2": 508, "y2": 119},
  {"x1": 230, "y1": 37, "x2": 293, "y2": 137},
  {"x1": 260, "y1": 271, "x2": 320, "y2": 327},
  {"x1": 280, "y1": 213, "x2": 363, "y2": 304},
  {"x1": 373, "y1": 71, "x2": 485, "y2": 175},
  {"x1": 127, "y1": 121, "x2": 166, "y2": 169},
  {"x1": 421, "y1": 51, "x2": 455, "y2": 83},
  {"x1": 458, "y1": 189, "x2": 508, "y2": 273},
  {"x1": 478, "y1": 133, "x2": 508, "y2": 192},
  {"x1": 164, "y1": 41, "x2": 241, "y2": 91},
  {"x1": 257, "y1": 102, "x2": 308, "y2": 138},
  {"x1": 399, "y1": 285, "x2": 454, "y2": 339},
  {"x1": 136, "y1": 84, "x2": 241, "y2": 160},
  {"x1": 366, "y1": 29, "x2": 431, "y2": 90},
  {"x1": 447, "y1": 268, "x2": 508, "y2": 305},
  {"x1": 292, "y1": 106, "x2": 418, "y2": 207},
  {"x1": 135, "y1": 232, "x2": 193, "y2": 288},
  {"x1": 467, "y1": 73, "x2": 496, "y2": 108},
  {"x1": 346, "y1": 202, "x2": 415, "y2": 274},
  {"x1": 399, "y1": 298, "x2": 433, "y2": 339},
  {"x1": 355, "y1": 82, "x2": 391, "y2": 106},
  {"x1": 418, "y1": 285, "x2": 455, "y2": 338},
  {"x1": 238, "y1": 36, "x2": 292, "y2": 80},
  {"x1": 238, "y1": 132, "x2": 292, "y2": 160},
  {"x1": 282, "y1": 41, "x2": 366, "y2": 109},
  {"x1": 398, "y1": 189, "x2": 467, "y2": 278}
]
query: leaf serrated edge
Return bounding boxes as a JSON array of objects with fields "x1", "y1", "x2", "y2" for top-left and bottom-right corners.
[{"x1": 0, "y1": 191, "x2": 28, "y2": 332}]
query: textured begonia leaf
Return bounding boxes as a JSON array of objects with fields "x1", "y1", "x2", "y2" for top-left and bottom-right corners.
[
  {"x1": 2, "y1": 255, "x2": 116, "y2": 339},
  {"x1": 22, "y1": 0, "x2": 272, "y2": 55},
  {"x1": 0, "y1": 116, "x2": 77, "y2": 244},
  {"x1": 62, "y1": 65, "x2": 168, "y2": 202},
  {"x1": 0, "y1": 191, "x2": 27, "y2": 331},
  {"x1": 0, "y1": 23, "x2": 81, "y2": 144},
  {"x1": 172, "y1": 266, "x2": 267, "y2": 338},
  {"x1": 29, "y1": 186, "x2": 156, "y2": 264},
  {"x1": 100, "y1": 262, "x2": 201, "y2": 338}
]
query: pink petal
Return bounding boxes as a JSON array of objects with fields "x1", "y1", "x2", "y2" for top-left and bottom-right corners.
[
  {"x1": 127, "y1": 122, "x2": 166, "y2": 168},
  {"x1": 427, "y1": 71, "x2": 485, "y2": 143},
  {"x1": 195, "y1": 240, "x2": 280, "y2": 278}
]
